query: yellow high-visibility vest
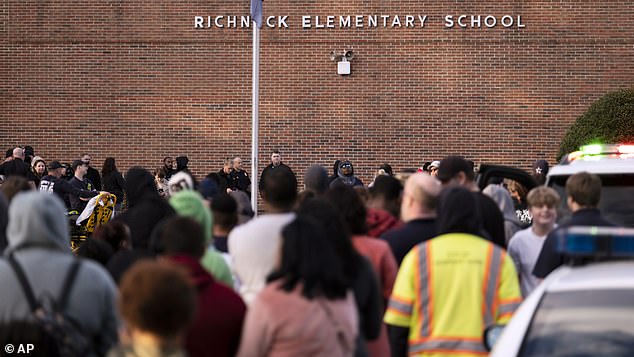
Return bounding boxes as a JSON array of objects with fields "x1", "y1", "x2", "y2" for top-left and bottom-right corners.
[{"x1": 384, "y1": 233, "x2": 522, "y2": 357}]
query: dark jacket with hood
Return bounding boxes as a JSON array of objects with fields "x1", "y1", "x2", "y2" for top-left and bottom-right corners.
[
  {"x1": 330, "y1": 161, "x2": 364, "y2": 188},
  {"x1": 437, "y1": 187, "x2": 483, "y2": 236},
  {"x1": 114, "y1": 167, "x2": 175, "y2": 249},
  {"x1": 0, "y1": 192, "x2": 118, "y2": 356}
]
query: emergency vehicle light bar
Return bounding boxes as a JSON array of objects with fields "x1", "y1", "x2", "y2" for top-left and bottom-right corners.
[
  {"x1": 564, "y1": 143, "x2": 634, "y2": 163},
  {"x1": 558, "y1": 226, "x2": 634, "y2": 258}
]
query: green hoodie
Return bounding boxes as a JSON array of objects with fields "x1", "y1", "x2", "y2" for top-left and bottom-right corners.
[{"x1": 169, "y1": 190, "x2": 233, "y2": 287}]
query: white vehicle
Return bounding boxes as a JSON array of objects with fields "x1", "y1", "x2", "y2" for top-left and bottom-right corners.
[
  {"x1": 546, "y1": 144, "x2": 634, "y2": 227},
  {"x1": 487, "y1": 226, "x2": 634, "y2": 356}
]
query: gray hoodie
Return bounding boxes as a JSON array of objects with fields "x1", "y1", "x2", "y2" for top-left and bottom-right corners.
[
  {"x1": 0, "y1": 191, "x2": 118, "y2": 356},
  {"x1": 483, "y1": 184, "x2": 523, "y2": 244}
]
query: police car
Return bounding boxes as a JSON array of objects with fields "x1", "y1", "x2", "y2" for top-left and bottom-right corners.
[
  {"x1": 547, "y1": 144, "x2": 634, "y2": 227},
  {"x1": 486, "y1": 226, "x2": 634, "y2": 356}
]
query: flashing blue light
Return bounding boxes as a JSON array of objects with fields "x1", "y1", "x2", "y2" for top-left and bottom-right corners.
[{"x1": 558, "y1": 227, "x2": 634, "y2": 258}]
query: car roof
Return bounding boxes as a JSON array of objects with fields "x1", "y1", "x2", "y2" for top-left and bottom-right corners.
[
  {"x1": 476, "y1": 164, "x2": 537, "y2": 191},
  {"x1": 544, "y1": 261, "x2": 634, "y2": 292},
  {"x1": 548, "y1": 156, "x2": 634, "y2": 176}
]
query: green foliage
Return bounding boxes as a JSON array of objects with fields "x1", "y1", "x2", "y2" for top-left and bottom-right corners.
[{"x1": 558, "y1": 88, "x2": 634, "y2": 160}]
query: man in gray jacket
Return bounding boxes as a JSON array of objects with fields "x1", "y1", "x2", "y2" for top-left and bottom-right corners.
[{"x1": 0, "y1": 191, "x2": 118, "y2": 356}]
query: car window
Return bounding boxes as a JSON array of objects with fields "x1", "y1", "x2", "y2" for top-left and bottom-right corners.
[
  {"x1": 549, "y1": 175, "x2": 634, "y2": 227},
  {"x1": 519, "y1": 289, "x2": 634, "y2": 357}
]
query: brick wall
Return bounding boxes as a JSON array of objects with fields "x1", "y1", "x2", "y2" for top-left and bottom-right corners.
[{"x1": 2, "y1": 1, "x2": 634, "y2": 188}]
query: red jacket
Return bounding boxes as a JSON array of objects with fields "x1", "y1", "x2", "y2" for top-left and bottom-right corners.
[{"x1": 166, "y1": 255, "x2": 247, "y2": 357}]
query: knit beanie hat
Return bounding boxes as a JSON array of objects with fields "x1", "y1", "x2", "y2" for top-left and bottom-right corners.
[{"x1": 169, "y1": 190, "x2": 213, "y2": 244}]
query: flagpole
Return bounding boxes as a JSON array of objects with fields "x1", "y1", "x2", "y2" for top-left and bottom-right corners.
[{"x1": 251, "y1": 22, "x2": 260, "y2": 216}]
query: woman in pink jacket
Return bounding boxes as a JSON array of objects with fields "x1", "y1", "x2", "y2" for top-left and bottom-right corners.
[{"x1": 237, "y1": 217, "x2": 359, "y2": 357}]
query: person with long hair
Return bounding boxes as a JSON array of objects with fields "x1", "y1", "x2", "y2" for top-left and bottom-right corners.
[
  {"x1": 324, "y1": 185, "x2": 398, "y2": 303},
  {"x1": 298, "y1": 198, "x2": 384, "y2": 357},
  {"x1": 237, "y1": 217, "x2": 358, "y2": 357},
  {"x1": 102, "y1": 157, "x2": 126, "y2": 214},
  {"x1": 30, "y1": 157, "x2": 46, "y2": 188}
]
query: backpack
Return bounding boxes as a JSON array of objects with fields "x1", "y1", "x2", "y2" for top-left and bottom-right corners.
[{"x1": 8, "y1": 254, "x2": 91, "y2": 357}]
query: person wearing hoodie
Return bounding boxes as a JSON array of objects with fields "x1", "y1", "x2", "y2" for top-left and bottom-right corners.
[
  {"x1": 114, "y1": 167, "x2": 175, "y2": 249},
  {"x1": 436, "y1": 156, "x2": 507, "y2": 249},
  {"x1": 0, "y1": 191, "x2": 118, "y2": 356},
  {"x1": 365, "y1": 175, "x2": 403, "y2": 238},
  {"x1": 158, "y1": 216, "x2": 246, "y2": 357},
  {"x1": 107, "y1": 167, "x2": 175, "y2": 283},
  {"x1": 483, "y1": 184, "x2": 524, "y2": 245},
  {"x1": 385, "y1": 187, "x2": 521, "y2": 357},
  {"x1": 168, "y1": 190, "x2": 234, "y2": 287},
  {"x1": 328, "y1": 159, "x2": 341, "y2": 184},
  {"x1": 330, "y1": 160, "x2": 364, "y2": 188}
]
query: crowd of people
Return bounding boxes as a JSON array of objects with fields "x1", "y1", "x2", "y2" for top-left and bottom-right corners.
[{"x1": 0, "y1": 146, "x2": 619, "y2": 357}]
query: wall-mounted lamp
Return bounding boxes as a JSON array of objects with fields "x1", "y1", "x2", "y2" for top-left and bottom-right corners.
[{"x1": 330, "y1": 49, "x2": 354, "y2": 75}]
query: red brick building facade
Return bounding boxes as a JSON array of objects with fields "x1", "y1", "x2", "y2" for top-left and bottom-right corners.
[{"x1": 2, "y1": 1, "x2": 634, "y2": 185}]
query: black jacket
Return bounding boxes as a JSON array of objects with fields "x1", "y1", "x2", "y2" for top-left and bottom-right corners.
[
  {"x1": 68, "y1": 176, "x2": 96, "y2": 212},
  {"x1": 533, "y1": 208, "x2": 615, "y2": 278},
  {"x1": 217, "y1": 169, "x2": 234, "y2": 193},
  {"x1": 259, "y1": 163, "x2": 294, "y2": 191},
  {"x1": 351, "y1": 256, "x2": 382, "y2": 357},
  {"x1": 102, "y1": 171, "x2": 126, "y2": 205},
  {"x1": 114, "y1": 167, "x2": 175, "y2": 249},
  {"x1": 86, "y1": 166, "x2": 102, "y2": 191},
  {"x1": 475, "y1": 192, "x2": 507, "y2": 249},
  {"x1": 38, "y1": 175, "x2": 98, "y2": 209},
  {"x1": 231, "y1": 169, "x2": 251, "y2": 193},
  {"x1": 381, "y1": 218, "x2": 437, "y2": 265}
]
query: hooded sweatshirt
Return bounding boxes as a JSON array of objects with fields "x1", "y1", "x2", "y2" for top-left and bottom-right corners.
[
  {"x1": 366, "y1": 208, "x2": 402, "y2": 238},
  {"x1": 331, "y1": 160, "x2": 364, "y2": 187},
  {"x1": 483, "y1": 184, "x2": 523, "y2": 244},
  {"x1": 115, "y1": 167, "x2": 175, "y2": 249},
  {"x1": 169, "y1": 190, "x2": 233, "y2": 287},
  {"x1": 0, "y1": 191, "x2": 118, "y2": 356},
  {"x1": 437, "y1": 187, "x2": 482, "y2": 237}
]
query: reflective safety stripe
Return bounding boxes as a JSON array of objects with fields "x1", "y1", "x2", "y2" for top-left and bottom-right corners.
[
  {"x1": 409, "y1": 338, "x2": 487, "y2": 354},
  {"x1": 417, "y1": 244, "x2": 432, "y2": 337},
  {"x1": 388, "y1": 298, "x2": 413, "y2": 315},
  {"x1": 499, "y1": 301, "x2": 520, "y2": 315},
  {"x1": 482, "y1": 246, "x2": 503, "y2": 326}
]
